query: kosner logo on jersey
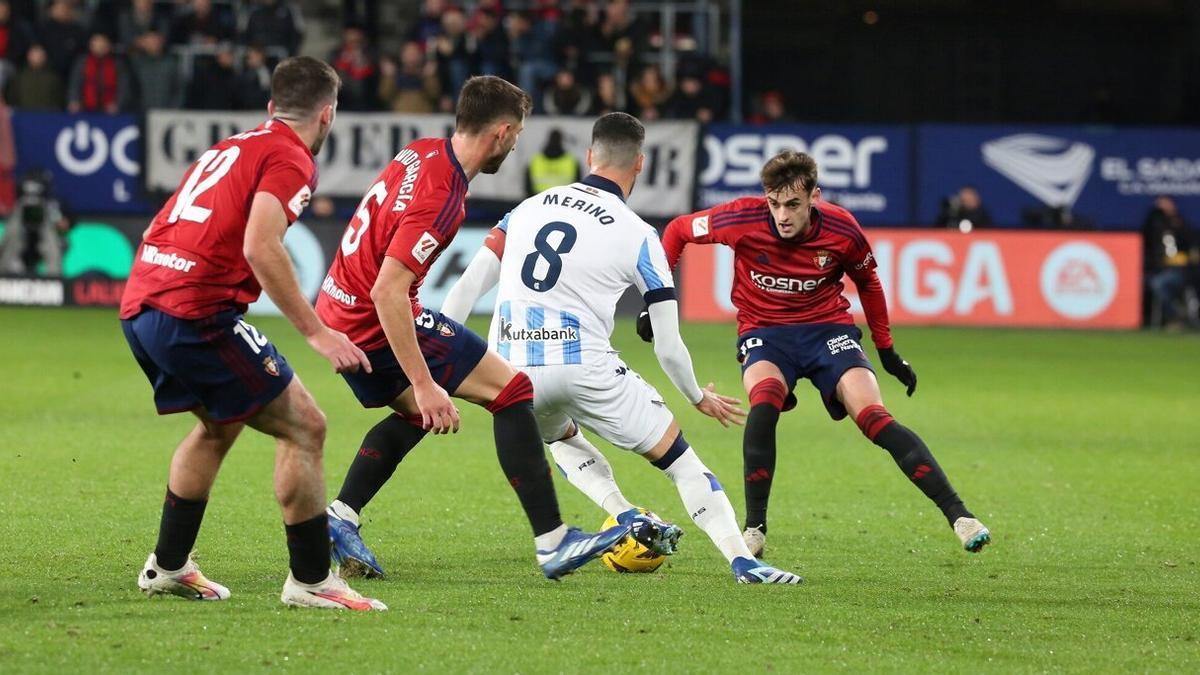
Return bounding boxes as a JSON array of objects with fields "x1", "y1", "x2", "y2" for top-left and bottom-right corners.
[
  {"x1": 144, "y1": 112, "x2": 698, "y2": 218},
  {"x1": 698, "y1": 124, "x2": 911, "y2": 224}
]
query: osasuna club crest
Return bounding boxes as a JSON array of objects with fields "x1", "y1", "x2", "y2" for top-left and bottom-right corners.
[
  {"x1": 813, "y1": 250, "x2": 834, "y2": 269},
  {"x1": 262, "y1": 355, "x2": 280, "y2": 377}
]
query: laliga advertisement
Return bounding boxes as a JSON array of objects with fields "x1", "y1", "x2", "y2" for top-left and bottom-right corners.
[
  {"x1": 699, "y1": 124, "x2": 911, "y2": 224},
  {"x1": 917, "y1": 124, "x2": 1200, "y2": 228},
  {"x1": 678, "y1": 230, "x2": 1141, "y2": 329}
]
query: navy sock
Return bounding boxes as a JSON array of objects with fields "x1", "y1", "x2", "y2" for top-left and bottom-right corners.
[{"x1": 154, "y1": 487, "x2": 206, "y2": 571}]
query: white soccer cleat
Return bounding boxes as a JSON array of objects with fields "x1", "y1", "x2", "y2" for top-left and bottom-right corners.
[
  {"x1": 138, "y1": 553, "x2": 230, "y2": 601},
  {"x1": 281, "y1": 572, "x2": 387, "y2": 611},
  {"x1": 953, "y1": 517, "x2": 991, "y2": 553},
  {"x1": 742, "y1": 526, "x2": 766, "y2": 558}
]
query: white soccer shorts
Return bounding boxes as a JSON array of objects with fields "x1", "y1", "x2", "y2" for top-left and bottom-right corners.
[{"x1": 522, "y1": 354, "x2": 674, "y2": 455}]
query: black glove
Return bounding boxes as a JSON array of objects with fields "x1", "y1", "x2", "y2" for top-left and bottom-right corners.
[
  {"x1": 878, "y1": 347, "x2": 917, "y2": 397},
  {"x1": 636, "y1": 305, "x2": 654, "y2": 342}
]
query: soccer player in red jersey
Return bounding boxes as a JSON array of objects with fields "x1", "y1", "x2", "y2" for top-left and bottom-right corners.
[
  {"x1": 120, "y1": 57, "x2": 386, "y2": 611},
  {"x1": 317, "y1": 76, "x2": 633, "y2": 580},
  {"x1": 652, "y1": 151, "x2": 991, "y2": 557}
]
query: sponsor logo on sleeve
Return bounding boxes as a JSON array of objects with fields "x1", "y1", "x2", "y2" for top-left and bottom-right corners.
[
  {"x1": 287, "y1": 185, "x2": 312, "y2": 217},
  {"x1": 692, "y1": 215, "x2": 710, "y2": 237},
  {"x1": 411, "y1": 231, "x2": 440, "y2": 264}
]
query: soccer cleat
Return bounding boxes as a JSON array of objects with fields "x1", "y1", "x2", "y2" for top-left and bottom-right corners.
[
  {"x1": 619, "y1": 508, "x2": 684, "y2": 556},
  {"x1": 537, "y1": 524, "x2": 631, "y2": 580},
  {"x1": 742, "y1": 526, "x2": 766, "y2": 558},
  {"x1": 953, "y1": 517, "x2": 991, "y2": 553},
  {"x1": 731, "y1": 556, "x2": 803, "y2": 584},
  {"x1": 138, "y1": 553, "x2": 230, "y2": 601},
  {"x1": 328, "y1": 505, "x2": 386, "y2": 579},
  {"x1": 280, "y1": 572, "x2": 387, "y2": 611}
]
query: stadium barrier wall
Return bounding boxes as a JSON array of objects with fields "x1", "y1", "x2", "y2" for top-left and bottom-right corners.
[{"x1": 678, "y1": 229, "x2": 1143, "y2": 329}]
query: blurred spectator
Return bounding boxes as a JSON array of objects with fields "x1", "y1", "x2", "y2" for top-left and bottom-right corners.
[
  {"x1": 591, "y1": 71, "x2": 624, "y2": 114},
  {"x1": 233, "y1": 45, "x2": 272, "y2": 110},
  {"x1": 471, "y1": 7, "x2": 509, "y2": 79},
  {"x1": 244, "y1": 0, "x2": 304, "y2": 56},
  {"x1": 594, "y1": 0, "x2": 645, "y2": 60},
  {"x1": 408, "y1": 0, "x2": 449, "y2": 48},
  {"x1": 185, "y1": 43, "x2": 236, "y2": 109},
  {"x1": 129, "y1": 31, "x2": 182, "y2": 110},
  {"x1": 748, "y1": 90, "x2": 792, "y2": 124},
  {"x1": 331, "y1": 25, "x2": 377, "y2": 111},
  {"x1": 67, "y1": 33, "x2": 133, "y2": 114},
  {"x1": 628, "y1": 64, "x2": 669, "y2": 121},
  {"x1": 6, "y1": 44, "x2": 65, "y2": 110},
  {"x1": 1143, "y1": 195, "x2": 1198, "y2": 327},
  {"x1": 117, "y1": 0, "x2": 171, "y2": 46},
  {"x1": 433, "y1": 8, "x2": 472, "y2": 106},
  {"x1": 378, "y1": 41, "x2": 440, "y2": 113},
  {"x1": 507, "y1": 11, "x2": 558, "y2": 111},
  {"x1": 37, "y1": 0, "x2": 88, "y2": 78},
  {"x1": 937, "y1": 185, "x2": 993, "y2": 232},
  {"x1": 170, "y1": 0, "x2": 236, "y2": 46},
  {"x1": 0, "y1": 169, "x2": 68, "y2": 276},
  {"x1": 343, "y1": 0, "x2": 380, "y2": 42},
  {"x1": 543, "y1": 68, "x2": 591, "y2": 116},
  {"x1": 664, "y1": 68, "x2": 720, "y2": 123},
  {"x1": 1, "y1": 0, "x2": 36, "y2": 69},
  {"x1": 555, "y1": 0, "x2": 598, "y2": 81},
  {"x1": 526, "y1": 128, "x2": 580, "y2": 196}
]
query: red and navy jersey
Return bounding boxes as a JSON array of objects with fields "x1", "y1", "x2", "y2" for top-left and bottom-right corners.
[
  {"x1": 120, "y1": 119, "x2": 316, "y2": 320},
  {"x1": 662, "y1": 197, "x2": 893, "y2": 348},
  {"x1": 316, "y1": 137, "x2": 468, "y2": 350}
]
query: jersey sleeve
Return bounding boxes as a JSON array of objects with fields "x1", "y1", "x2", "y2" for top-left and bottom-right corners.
[
  {"x1": 662, "y1": 198, "x2": 762, "y2": 269},
  {"x1": 384, "y1": 183, "x2": 455, "y2": 274},
  {"x1": 633, "y1": 231, "x2": 677, "y2": 305},
  {"x1": 257, "y1": 148, "x2": 314, "y2": 224},
  {"x1": 483, "y1": 210, "x2": 511, "y2": 259},
  {"x1": 841, "y1": 218, "x2": 893, "y2": 349}
]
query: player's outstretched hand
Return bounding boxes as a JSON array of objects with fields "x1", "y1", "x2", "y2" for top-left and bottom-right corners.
[
  {"x1": 878, "y1": 347, "x2": 917, "y2": 396},
  {"x1": 308, "y1": 327, "x2": 372, "y2": 374},
  {"x1": 414, "y1": 381, "x2": 460, "y2": 434},
  {"x1": 636, "y1": 305, "x2": 654, "y2": 342},
  {"x1": 694, "y1": 383, "x2": 747, "y2": 428}
]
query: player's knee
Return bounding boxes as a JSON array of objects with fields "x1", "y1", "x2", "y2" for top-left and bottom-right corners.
[
  {"x1": 749, "y1": 378, "x2": 788, "y2": 411},
  {"x1": 649, "y1": 432, "x2": 690, "y2": 471},
  {"x1": 485, "y1": 371, "x2": 534, "y2": 414},
  {"x1": 854, "y1": 403, "x2": 895, "y2": 442}
]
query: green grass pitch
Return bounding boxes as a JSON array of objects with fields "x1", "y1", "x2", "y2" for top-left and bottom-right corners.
[{"x1": 1, "y1": 307, "x2": 1198, "y2": 672}]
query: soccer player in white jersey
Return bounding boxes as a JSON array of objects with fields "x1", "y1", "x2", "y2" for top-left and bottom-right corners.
[{"x1": 442, "y1": 113, "x2": 802, "y2": 583}]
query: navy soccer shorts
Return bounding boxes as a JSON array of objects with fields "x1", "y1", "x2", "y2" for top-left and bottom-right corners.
[
  {"x1": 341, "y1": 310, "x2": 489, "y2": 408},
  {"x1": 121, "y1": 307, "x2": 295, "y2": 424},
  {"x1": 736, "y1": 323, "x2": 874, "y2": 420}
]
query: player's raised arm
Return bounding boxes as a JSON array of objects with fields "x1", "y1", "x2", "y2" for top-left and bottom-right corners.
[
  {"x1": 244, "y1": 192, "x2": 370, "y2": 374},
  {"x1": 440, "y1": 214, "x2": 510, "y2": 323}
]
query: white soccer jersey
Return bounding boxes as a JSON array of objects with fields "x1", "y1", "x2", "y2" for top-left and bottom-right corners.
[{"x1": 489, "y1": 175, "x2": 675, "y2": 367}]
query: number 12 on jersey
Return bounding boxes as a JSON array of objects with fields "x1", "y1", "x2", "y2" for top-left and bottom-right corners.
[{"x1": 521, "y1": 221, "x2": 577, "y2": 292}]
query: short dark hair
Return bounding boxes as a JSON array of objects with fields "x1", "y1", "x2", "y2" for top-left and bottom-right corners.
[
  {"x1": 270, "y1": 56, "x2": 340, "y2": 117},
  {"x1": 760, "y1": 151, "x2": 818, "y2": 194},
  {"x1": 590, "y1": 112, "x2": 644, "y2": 168},
  {"x1": 455, "y1": 75, "x2": 532, "y2": 134}
]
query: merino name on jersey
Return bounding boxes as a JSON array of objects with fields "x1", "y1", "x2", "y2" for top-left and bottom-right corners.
[{"x1": 542, "y1": 191, "x2": 616, "y2": 224}]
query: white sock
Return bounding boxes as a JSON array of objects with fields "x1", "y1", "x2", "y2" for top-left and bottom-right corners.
[
  {"x1": 534, "y1": 524, "x2": 569, "y2": 554},
  {"x1": 328, "y1": 499, "x2": 360, "y2": 526},
  {"x1": 662, "y1": 448, "x2": 753, "y2": 563},
  {"x1": 549, "y1": 431, "x2": 636, "y2": 517}
]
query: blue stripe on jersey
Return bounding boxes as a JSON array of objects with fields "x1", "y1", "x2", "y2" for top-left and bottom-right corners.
[
  {"x1": 498, "y1": 301, "x2": 512, "y2": 360},
  {"x1": 561, "y1": 312, "x2": 581, "y2": 365},
  {"x1": 526, "y1": 306, "x2": 545, "y2": 366},
  {"x1": 496, "y1": 210, "x2": 512, "y2": 233},
  {"x1": 637, "y1": 239, "x2": 666, "y2": 291}
]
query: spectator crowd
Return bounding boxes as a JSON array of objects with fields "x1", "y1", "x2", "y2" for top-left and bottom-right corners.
[{"x1": 0, "y1": 0, "x2": 748, "y2": 124}]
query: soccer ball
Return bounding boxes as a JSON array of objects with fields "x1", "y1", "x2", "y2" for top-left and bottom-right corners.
[{"x1": 600, "y1": 509, "x2": 667, "y2": 573}]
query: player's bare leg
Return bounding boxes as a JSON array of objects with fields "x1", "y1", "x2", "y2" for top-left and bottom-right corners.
[
  {"x1": 739, "y1": 360, "x2": 790, "y2": 556},
  {"x1": 836, "y1": 367, "x2": 990, "y2": 553},
  {"x1": 138, "y1": 412, "x2": 241, "y2": 601},
  {"x1": 248, "y1": 377, "x2": 385, "y2": 609}
]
